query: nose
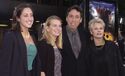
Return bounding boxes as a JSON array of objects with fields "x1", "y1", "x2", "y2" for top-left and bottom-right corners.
[
  {"x1": 72, "y1": 17, "x2": 76, "y2": 21},
  {"x1": 97, "y1": 29, "x2": 101, "y2": 32},
  {"x1": 28, "y1": 16, "x2": 33, "y2": 21}
]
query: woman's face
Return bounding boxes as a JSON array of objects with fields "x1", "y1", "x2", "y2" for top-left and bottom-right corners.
[
  {"x1": 90, "y1": 23, "x2": 104, "y2": 39},
  {"x1": 17, "y1": 7, "x2": 34, "y2": 29},
  {"x1": 47, "y1": 19, "x2": 62, "y2": 38}
]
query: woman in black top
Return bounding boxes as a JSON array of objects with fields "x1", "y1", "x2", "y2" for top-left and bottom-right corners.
[
  {"x1": 37, "y1": 15, "x2": 62, "y2": 76},
  {"x1": 86, "y1": 18, "x2": 125, "y2": 76},
  {"x1": 0, "y1": 3, "x2": 40, "y2": 76}
]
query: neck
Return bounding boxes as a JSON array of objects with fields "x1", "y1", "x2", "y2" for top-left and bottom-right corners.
[
  {"x1": 20, "y1": 24, "x2": 29, "y2": 33},
  {"x1": 21, "y1": 31, "x2": 30, "y2": 39},
  {"x1": 67, "y1": 25, "x2": 77, "y2": 32},
  {"x1": 94, "y1": 38, "x2": 105, "y2": 46}
]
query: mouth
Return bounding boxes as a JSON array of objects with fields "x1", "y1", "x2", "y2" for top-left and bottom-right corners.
[
  {"x1": 97, "y1": 33, "x2": 103, "y2": 35},
  {"x1": 27, "y1": 21, "x2": 33, "y2": 25}
]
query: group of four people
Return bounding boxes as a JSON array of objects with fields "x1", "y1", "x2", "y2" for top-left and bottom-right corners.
[{"x1": 0, "y1": 3, "x2": 124, "y2": 76}]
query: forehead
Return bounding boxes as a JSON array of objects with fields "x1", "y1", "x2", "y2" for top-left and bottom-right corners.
[
  {"x1": 21, "y1": 7, "x2": 33, "y2": 14},
  {"x1": 68, "y1": 9, "x2": 80, "y2": 16},
  {"x1": 50, "y1": 19, "x2": 61, "y2": 24},
  {"x1": 92, "y1": 23, "x2": 103, "y2": 28}
]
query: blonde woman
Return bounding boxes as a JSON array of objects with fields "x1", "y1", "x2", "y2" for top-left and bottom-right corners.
[
  {"x1": 37, "y1": 15, "x2": 62, "y2": 76},
  {"x1": 86, "y1": 18, "x2": 124, "y2": 76}
]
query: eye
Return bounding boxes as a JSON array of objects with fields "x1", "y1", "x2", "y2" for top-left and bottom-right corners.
[
  {"x1": 94, "y1": 28, "x2": 98, "y2": 30},
  {"x1": 75, "y1": 15, "x2": 80, "y2": 19},
  {"x1": 69, "y1": 15, "x2": 73, "y2": 18},
  {"x1": 23, "y1": 14, "x2": 28, "y2": 17},
  {"x1": 100, "y1": 27, "x2": 103, "y2": 30}
]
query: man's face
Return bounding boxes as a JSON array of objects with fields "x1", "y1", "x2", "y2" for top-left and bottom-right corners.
[{"x1": 66, "y1": 9, "x2": 82, "y2": 30}]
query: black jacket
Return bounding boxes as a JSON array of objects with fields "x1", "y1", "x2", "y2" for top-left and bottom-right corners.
[
  {"x1": 37, "y1": 39, "x2": 62, "y2": 76},
  {"x1": 0, "y1": 30, "x2": 41, "y2": 76},
  {"x1": 62, "y1": 25, "x2": 88, "y2": 76},
  {"x1": 86, "y1": 40, "x2": 125, "y2": 76}
]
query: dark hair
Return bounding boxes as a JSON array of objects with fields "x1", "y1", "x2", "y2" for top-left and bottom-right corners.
[
  {"x1": 66, "y1": 5, "x2": 83, "y2": 18},
  {"x1": 12, "y1": 3, "x2": 33, "y2": 31}
]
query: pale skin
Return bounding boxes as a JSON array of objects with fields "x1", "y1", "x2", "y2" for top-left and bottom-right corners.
[
  {"x1": 41, "y1": 72, "x2": 45, "y2": 76},
  {"x1": 17, "y1": 7, "x2": 34, "y2": 45},
  {"x1": 41, "y1": 19, "x2": 62, "y2": 76},
  {"x1": 47, "y1": 19, "x2": 62, "y2": 47},
  {"x1": 90, "y1": 23, "x2": 105, "y2": 46},
  {"x1": 66, "y1": 9, "x2": 82, "y2": 31},
  {"x1": 16, "y1": 7, "x2": 45, "y2": 76}
]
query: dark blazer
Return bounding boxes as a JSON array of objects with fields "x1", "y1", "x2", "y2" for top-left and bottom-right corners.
[
  {"x1": 0, "y1": 30, "x2": 40, "y2": 76},
  {"x1": 62, "y1": 25, "x2": 88, "y2": 76},
  {"x1": 86, "y1": 40, "x2": 125, "y2": 76},
  {"x1": 37, "y1": 39, "x2": 62, "y2": 76}
]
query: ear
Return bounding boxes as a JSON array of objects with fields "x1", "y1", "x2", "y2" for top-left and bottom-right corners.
[
  {"x1": 90, "y1": 30, "x2": 93, "y2": 35},
  {"x1": 16, "y1": 17, "x2": 20, "y2": 22},
  {"x1": 80, "y1": 18, "x2": 82, "y2": 23},
  {"x1": 66, "y1": 17, "x2": 68, "y2": 22},
  {"x1": 46, "y1": 26, "x2": 50, "y2": 32}
]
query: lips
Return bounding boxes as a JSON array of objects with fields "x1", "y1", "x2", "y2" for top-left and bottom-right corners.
[
  {"x1": 97, "y1": 33, "x2": 103, "y2": 35},
  {"x1": 27, "y1": 21, "x2": 33, "y2": 25}
]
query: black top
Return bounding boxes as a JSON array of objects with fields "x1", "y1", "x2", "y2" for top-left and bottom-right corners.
[
  {"x1": 37, "y1": 39, "x2": 62, "y2": 76},
  {"x1": 0, "y1": 30, "x2": 41, "y2": 76},
  {"x1": 86, "y1": 40, "x2": 125, "y2": 76}
]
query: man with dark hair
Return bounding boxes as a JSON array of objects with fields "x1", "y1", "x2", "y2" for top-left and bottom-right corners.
[{"x1": 62, "y1": 5, "x2": 88, "y2": 76}]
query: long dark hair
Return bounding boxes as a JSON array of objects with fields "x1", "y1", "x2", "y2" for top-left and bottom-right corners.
[{"x1": 11, "y1": 3, "x2": 33, "y2": 31}]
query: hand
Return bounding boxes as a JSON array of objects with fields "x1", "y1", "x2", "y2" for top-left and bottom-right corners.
[{"x1": 41, "y1": 72, "x2": 45, "y2": 76}]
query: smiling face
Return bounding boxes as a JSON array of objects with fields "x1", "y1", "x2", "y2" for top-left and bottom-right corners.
[
  {"x1": 90, "y1": 23, "x2": 104, "y2": 39},
  {"x1": 17, "y1": 7, "x2": 34, "y2": 30},
  {"x1": 47, "y1": 19, "x2": 62, "y2": 38},
  {"x1": 66, "y1": 9, "x2": 82, "y2": 31}
]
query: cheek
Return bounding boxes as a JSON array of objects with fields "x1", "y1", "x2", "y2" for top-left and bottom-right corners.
[{"x1": 59, "y1": 28, "x2": 62, "y2": 32}]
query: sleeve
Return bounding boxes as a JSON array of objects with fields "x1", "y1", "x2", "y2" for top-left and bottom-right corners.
[
  {"x1": 0, "y1": 31, "x2": 15, "y2": 76},
  {"x1": 114, "y1": 43, "x2": 125, "y2": 76},
  {"x1": 37, "y1": 41, "x2": 47, "y2": 72}
]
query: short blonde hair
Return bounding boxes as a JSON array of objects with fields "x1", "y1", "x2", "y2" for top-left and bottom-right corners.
[
  {"x1": 40, "y1": 15, "x2": 62, "y2": 49},
  {"x1": 88, "y1": 18, "x2": 105, "y2": 31}
]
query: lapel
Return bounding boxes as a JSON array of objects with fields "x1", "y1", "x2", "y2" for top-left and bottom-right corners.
[
  {"x1": 63, "y1": 27, "x2": 78, "y2": 59},
  {"x1": 63, "y1": 26, "x2": 87, "y2": 59},
  {"x1": 14, "y1": 31, "x2": 28, "y2": 73},
  {"x1": 77, "y1": 27, "x2": 86, "y2": 59}
]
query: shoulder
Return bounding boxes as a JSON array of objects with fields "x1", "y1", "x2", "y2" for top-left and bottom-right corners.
[
  {"x1": 37, "y1": 39, "x2": 52, "y2": 48},
  {"x1": 3, "y1": 30, "x2": 17, "y2": 39},
  {"x1": 105, "y1": 40, "x2": 119, "y2": 51},
  {"x1": 105, "y1": 40, "x2": 118, "y2": 46},
  {"x1": 38, "y1": 39, "x2": 47, "y2": 45}
]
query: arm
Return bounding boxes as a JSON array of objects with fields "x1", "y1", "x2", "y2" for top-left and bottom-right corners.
[
  {"x1": 37, "y1": 41, "x2": 48, "y2": 73},
  {"x1": 114, "y1": 43, "x2": 125, "y2": 76},
  {"x1": 0, "y1": 31, "x2": 15, "y2": 76}
]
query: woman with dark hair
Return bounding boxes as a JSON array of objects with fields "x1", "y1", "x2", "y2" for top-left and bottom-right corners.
[{"x1": 1, "y1": 3, "x2": 40, "y2": 76}]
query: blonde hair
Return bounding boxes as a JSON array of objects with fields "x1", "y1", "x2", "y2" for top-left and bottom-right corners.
[
  {"x1": 88, "y1": 18, "x2": 105, "y2": 31},
  {"x1": 40, "y1": 15, "x2": 62, "y2": 49}
]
